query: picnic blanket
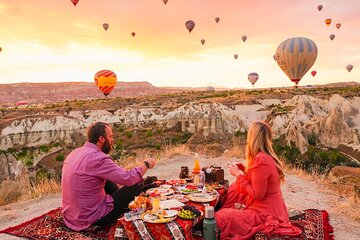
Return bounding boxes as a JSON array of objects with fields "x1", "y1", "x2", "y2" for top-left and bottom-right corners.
[
  {"x1": 0, "y1": 208, "x2": 333, "y2": 240},
  {"x1": 0, "y1": 207, "x2": 117, "y2": 240}
]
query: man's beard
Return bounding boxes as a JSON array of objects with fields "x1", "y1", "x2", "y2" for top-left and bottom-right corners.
[{"x1": 101, "y1": 138, "x2": 112, "y2": 154}]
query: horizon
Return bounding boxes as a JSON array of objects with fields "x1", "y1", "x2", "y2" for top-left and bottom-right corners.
[{"x1": 0, "y1": 0, "x2": 359, "y2": 89}]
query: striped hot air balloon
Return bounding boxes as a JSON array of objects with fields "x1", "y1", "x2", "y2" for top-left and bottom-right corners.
[
  {"x1": 275, "y1": 37, "x2": 318, "y2": 86},
  {"x1": 248, "y1": 72, "x2": 259, "y2": 86},
  {"x1": 94, "y1": 70, "x2": 117, "y2": 96}
]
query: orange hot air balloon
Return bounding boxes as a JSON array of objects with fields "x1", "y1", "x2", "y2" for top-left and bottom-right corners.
[
  {"x1": 215, "y1": 17, "x2": 220, "y2": 23},
  {"x1": 275, "y1": 37, "x2": 318, "y2": 86},
  {"x1": 131, "y1": 32, "x2": 136, "y2": 37},
  {"x1": 71, "y1": 0, "x2": 79, "y2": 7},
  {"x1": 241, "y1": 35, "x2": 247, "y2": 42},
  {"x1": 200, "y1": 39, "x2": 205, "y2": 45},
  {"x1": 317, "y1": 5, "x2": 323, "y2": 11},
  {"x1": 325, "y1": 19, "x2": 332, "y2": 26},
  {"x1": 94, "y1": 70, "x2": 117, "y2": 96},
  {"x1": 103, "y1": 23, "x2": 109, "y2": 31},
  {"x1": 311, "y1": 71, "x2": 317, "y2": 77},
  {"x1": 329, "y1": 34, "x2": 335, "y2": 40},
  {"x1": 234, "y1": 54, "x2": 238, "y2": 60},
  {"x1": 346, "y1": 64, "x2": 353, "y2": 73},
  {"x1": 162, "y1": 0, "x2": 168, "y2": 5},
  {"x1": 185, "y1": 20, "x2": 195, "y2": 33},
  {"x1": 336, "y1": 23, "x2": 341, "y2": 29}
]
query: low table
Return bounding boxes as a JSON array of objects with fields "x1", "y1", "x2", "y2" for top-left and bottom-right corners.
[{"x1": 114, "y1": 184, "x2": 226, "y2": 240}]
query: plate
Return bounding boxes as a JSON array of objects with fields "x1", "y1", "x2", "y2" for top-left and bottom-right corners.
[
  {"x1": 160, "y1": 184, "x2": 173, "y2": 189},
  {"x1": 167, "y1": 194, "x2": 189, "y2": 203},
  {"x1": 164, "y1": 210, "x2": 178, "y2": 218},
  {"x1": 141, "y1": 211, "x2": 177, "y2": 223},
  {"x1": 167, "y1": 179, "x2": 187, "y2": 185},
  {"x1": 205, "y1": 183, "x2": 223, "y2": 190},
  {"x1": 181, "y1": 185, "x2": 201, "y2": 194},
  {"x1": 146, "y1": 187, "x2": 175, "y2": 196},
  {"x1": 186, "y1": 193, "x2": 217, "y2": 203}
]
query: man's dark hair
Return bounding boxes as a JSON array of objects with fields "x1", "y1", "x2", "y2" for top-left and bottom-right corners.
[{"x1": 87, "y1": 122, "x2": 110, "y2": 144}]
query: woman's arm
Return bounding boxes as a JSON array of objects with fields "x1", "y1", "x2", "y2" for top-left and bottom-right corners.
[{"x1": 237, "y1": 158, "x2": 270, "y2": 200}]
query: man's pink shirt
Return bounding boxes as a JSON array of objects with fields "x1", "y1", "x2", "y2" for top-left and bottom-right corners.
[{"x1": 61, "y1": 142, "x2": 143, "y2": 231}]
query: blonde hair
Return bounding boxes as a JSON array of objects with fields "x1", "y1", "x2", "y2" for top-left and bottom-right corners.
[{"x1": 245, "y1": 121, "x2": 285, "y2": 183}]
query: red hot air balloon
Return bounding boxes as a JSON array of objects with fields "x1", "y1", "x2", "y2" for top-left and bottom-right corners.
[
  {"x1": 215, "y1": 17, "x2": 220, "y2": 23},
  {"x1": 325, "y1": 19, "x2": 332, "y2": 26},
  {"x1": 336, "y1": 23, "x2": 341, "y2": 29},
  {"x1": 131, "y1": 32, "x2": 136, "y2": 37},
  {"x1": 162, "y1": 0, "x2": 168, "y2": 5},
  {"x1": 94, "y1": 70, "x2": 117, "y2": 96},
  {"x1": 200, "y1": 39, "x2": 205, "y2": 45},
  {"x1": 317, "y1": 5, "x2": 323, "y2": 11},
  {"x1": 234, "y1": 54, "x2": 238, "y2": 60},
  {"x1": 71, "y1": 0, "x2": 79, "y2": 7},
  {"x1": 329, "y1": 34, "x2": 335, "y2": 40},
  {"x1": 311, "y1": 71, "x2": 317, "y2": 77},
  {"x1": 241, "y1": 35, "x2": 247, "y2": 42},
  {"x1": 185, "y1": 20, "x2": 195, "y2": 33}
]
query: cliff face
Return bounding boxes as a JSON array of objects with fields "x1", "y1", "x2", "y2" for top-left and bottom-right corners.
[{"x1": 0, "y1": 94, "x2": 359, "y2": 155}]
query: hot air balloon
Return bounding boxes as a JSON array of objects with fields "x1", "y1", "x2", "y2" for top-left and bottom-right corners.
[
  {"x1": 329, "y1": 34, "x2": 335, "y2": 40},
  {"x1": 131, "y1": 32, "x2": 136, "y2": 37},
  {"x1": 273, "y1": 54, "x2": 276, "y2": 61},
  {"x1": 275, "y1": 37, "x2": 318, "y2": 86},
  {"x1": 103, "y1": 23, "x2": 109, "y2": 31},
  {"x1": 346, "y1": 64, "x2": 353, "y2": 73},
  {"x1": 234, "y1": 54, "x2": 238, "y2": 60},
  {"x1": 185, "y1": 20, "x2": 195, "y2": 33},
  {"x1": 200, "y1": 39, "x2": 205, "y2": 45},
  {"x1": 71, "y1": 0, "x2": 79, "y2": 7},
  {"x1": 325, "y1": 19, "x2": 332, "y2": 26},
  {"x1": 162, "y1": 0, "x2": 168, "y2": 5},
  {"x1": 241, "y1": 35, "x2": 247, "y2": 42},
  {"x1": 336, "y1": 23, "x2": 341, "y2": 29},
  {"x1": 0, "y1": 47, "x2": 2, "y2": 53},
  {"x1": 317, "y1": 5, "x2": 323, "y2": 11},
  {"x1": 94, "y1": 70, "x2": 117, "y2": 96},
  {"x1": 215, "y1": 17, "x2": 220, "y2": 23},
  {"x1": 248, "y1": 72, "x2": 259, "y2": 86},
  {"x1": 311, "y1": 71, "x2": 317, "y2": 77}
]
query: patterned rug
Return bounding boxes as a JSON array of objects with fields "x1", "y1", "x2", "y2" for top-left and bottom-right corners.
[
  {"x1": 253, "y1": 209, "x2": 334, "y2": 240},
  {"x1": 0, "y1": 207, "x2": 118, "y2": 240},
  {"x1": 0, "y1": 208, "x2": 334, "y2": 240}
]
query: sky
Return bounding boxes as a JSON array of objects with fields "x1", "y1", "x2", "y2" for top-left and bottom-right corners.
[{"x1": 0, "y1": 0, "x2": 359, "y2": 89}]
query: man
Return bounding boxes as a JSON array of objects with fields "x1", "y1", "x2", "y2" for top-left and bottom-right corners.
[{"x1": 62, "y1": 122, "x2": 156, "y2": 231}]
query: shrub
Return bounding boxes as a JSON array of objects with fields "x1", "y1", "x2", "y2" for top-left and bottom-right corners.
[
  {"x1": 146, "y1": 130, "x2": 153, "y2": 137},
  {"x1": 125, "y1": 131, "x2": 133, "y2": 138},
  {"x1": 55, "y1": 154, "x2": 65, "y2": 162}
]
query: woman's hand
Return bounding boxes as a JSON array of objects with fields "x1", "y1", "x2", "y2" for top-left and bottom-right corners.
[{"x1": 229, "y1": 164, "x2": 241, "y2": 177}]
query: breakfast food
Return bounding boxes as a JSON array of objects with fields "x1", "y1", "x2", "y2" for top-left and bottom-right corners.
[{"x1": 178, "y1": 205, "x2": 202, "y2": 220}]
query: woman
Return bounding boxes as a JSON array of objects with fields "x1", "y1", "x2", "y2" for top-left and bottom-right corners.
[{"x1": 215, "y1": 122, "x2": 302, "y2": 239}]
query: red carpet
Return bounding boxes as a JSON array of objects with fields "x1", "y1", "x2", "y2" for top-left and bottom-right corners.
[
  {"x1": 0, "y1": 207, "x2": 118, "y2": 240},
  {"x1": 253, "y1": 209, "x2": 334, "y2": 240},
  {"x1": 0, "y1": 208, "x2": 333, "y2": 240}
]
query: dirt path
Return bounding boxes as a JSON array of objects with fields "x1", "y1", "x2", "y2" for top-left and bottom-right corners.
[{"x1": 1, "y1": 155, "x2": 359, "y2": 239}]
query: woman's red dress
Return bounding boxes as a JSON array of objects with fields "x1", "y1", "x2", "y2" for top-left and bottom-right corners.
[{"x1": 215, "y1": 152, "x2": 302, "y2": 239}]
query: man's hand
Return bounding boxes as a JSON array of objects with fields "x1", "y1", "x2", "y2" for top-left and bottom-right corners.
[{"x1": 144, "y1": 158, "x2": 156, "y2": 169}]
